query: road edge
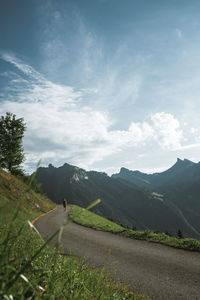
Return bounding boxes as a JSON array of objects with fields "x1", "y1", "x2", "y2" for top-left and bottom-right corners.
[{"x1": 31, "y1": 205, "x2": 57, "y2": 225}]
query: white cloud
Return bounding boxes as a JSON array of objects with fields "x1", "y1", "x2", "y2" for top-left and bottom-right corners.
[
  {"x1": 151, "y1": 112, "x2": 183, "y2": 150},
  {"x1": 175, "y1": 143, "x2": 200, "y2": 151},
  {"x1": 190, "y1": 127, "x2": 198, "y2": 135},
  {"x1": 0, "y1": 51, "x2": 81, "y2": 105},
  {"x1": 1, "y1": 52, "x2": 43, "y2": 79},
  {"x1": 0, "y1": 53, "x2": 186, "y2": 173},
  {"x1": 37, "y1": 4, "x2": 143, "y2": 111}
]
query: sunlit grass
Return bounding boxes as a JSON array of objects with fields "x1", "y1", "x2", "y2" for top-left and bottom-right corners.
[
  {"x1": 70, "y1": 204, "x2": 200, "y2": 252},
  {"x1": 123, "y1": 229, "x2": 200, "y2": 251},
  {"x1": 70, "y1": 204, "x2": 124, "y2": 233}
]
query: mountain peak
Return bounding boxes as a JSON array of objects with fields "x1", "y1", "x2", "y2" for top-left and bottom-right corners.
[
  {"x1": 48, "y1": 163, "x2": 54, "y2": 168},
  {"x1": 176, "y1": 158, "x2": 195, "y2": 165},
  {"x1": 176, "y1": 158, "x2": 182, "y2": 162},
  {"x1": 120, "y1": 167, "x2": 129, "y2": 173},
  {"x1": 120, "y1": 167, "x2": 141, "y2": 174}
]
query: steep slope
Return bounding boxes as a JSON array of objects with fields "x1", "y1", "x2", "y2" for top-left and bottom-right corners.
[
  {"x1": 0, "y1": 168, "x2": 55, "y2": 217},
  {"x1": 35, "y1": 162, "x2": 200, "y2": 238},
  {"x1": 157, "y1": 161, "x2": 200, "y2": 235},
  {"x1": 112, "y1": 158, "x2": 200, "y2": 238}
]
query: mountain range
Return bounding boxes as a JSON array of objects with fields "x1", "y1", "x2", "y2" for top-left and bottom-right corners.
[{"x1": 35, "y1": 158, "x2": 200, "y2": 239}]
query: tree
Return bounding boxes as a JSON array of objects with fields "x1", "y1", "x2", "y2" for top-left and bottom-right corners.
[{"x1": 0, "y1": 112, "x2": 26, "y2": 175}]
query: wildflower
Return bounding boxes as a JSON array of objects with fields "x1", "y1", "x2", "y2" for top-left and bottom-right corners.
[
  {"x1": 28, "y1": 220, "x2": 40, "y2": 235},
  {"x1": 20, "y1": 274, "x2": 29, "y2": 283},
  {"x1": 38, "y1": 285, "x2": 45, "y2": 292}
]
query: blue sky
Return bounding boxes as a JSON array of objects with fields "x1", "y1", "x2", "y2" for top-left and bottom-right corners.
[{"x1": 1, "y1": 0, "x2": 200, "y2": 174}]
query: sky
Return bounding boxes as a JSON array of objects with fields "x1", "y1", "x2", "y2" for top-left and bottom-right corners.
[{"x1": 1, "y1": 0, "x2": 200, "y2": 175}]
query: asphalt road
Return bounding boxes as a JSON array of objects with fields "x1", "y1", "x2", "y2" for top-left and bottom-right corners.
[{"x1": 34, "y1": 205, "x2": 200, "y2": 300}]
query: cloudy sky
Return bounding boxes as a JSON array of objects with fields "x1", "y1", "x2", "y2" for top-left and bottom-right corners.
[{"x1": 1, "y1": 0, "x2": 200, "y2": 175}]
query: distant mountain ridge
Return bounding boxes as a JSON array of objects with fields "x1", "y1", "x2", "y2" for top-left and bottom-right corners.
[
  {"x1": 112, "y1": 158, "x2": 197, "y2": 188},
  {"x1": 35, "y1": 159, "x2": 200, "y2": 239}
]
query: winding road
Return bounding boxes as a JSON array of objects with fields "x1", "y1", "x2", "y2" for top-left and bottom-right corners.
[{"x1": 34, "y1": 205, "x2": 200, "y2": 300}]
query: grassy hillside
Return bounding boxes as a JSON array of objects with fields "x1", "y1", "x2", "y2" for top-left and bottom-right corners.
[
  {"x1": 70, "y1": 205, "x2": 200, "y2": 252},
  {"x1": 70, "y1": 205, "x2": 125, "y2": 233},
  {"x1": 0, "y1": 168, "x2": 55, "y2": 218},
  {"x1": 0, "y1": 169, "x2": 148, "y2": 299}
]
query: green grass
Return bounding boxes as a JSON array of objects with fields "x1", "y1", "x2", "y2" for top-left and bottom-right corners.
[
  {"x1": 69, "y1": 204, "x2": 200, "y2": 252},
  {"x1": 0, "y1": 169, "x2": 149, "y2": 300},
  {"x1": 123, "y1": 229, "x2": 200, "y2": 251},
  {"x1": 69, "y1": 205, "x2": 124, "y2": 233}
]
